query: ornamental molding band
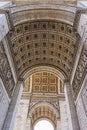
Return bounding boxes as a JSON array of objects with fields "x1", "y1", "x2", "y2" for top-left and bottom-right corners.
[
  {"x1": 10, "y1": 4, "x2": 76, "y2": 26},
  {"x1": 72, "y1": 45, "x2": 87, "y2": 100},
  {"x1": 0, "y1": 41, "x2": 15, "y2": 97},
  {"x1": 8, "y1": 20, "x2": 79, "y2": 79},
  {"x1": 12, "y1": 0, "x2": 77, "y2": 5}
]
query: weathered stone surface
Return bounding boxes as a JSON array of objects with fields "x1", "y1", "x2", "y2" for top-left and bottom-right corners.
[
  {"x1": 0, "y1": 14, "x2": 9, "y2": 42},
  {"x1": 13, "y1": 99, "x2": 29, "y2": 130},
  {"x1": 0, "y1": 41, "x2": 15, "y2": 97},
  {"x1": 0, "y1": 42, "x2": 15, "y2": 96},
  {"x1": 72, "y1": 46, "x2": 87, "y2": 99},
  {"x1": 0, "y1": 78, "x2": 10, "y2": 130},
  {"x1": 76, "y1": 76, "x2": 87, "y2": 130},
  {"x1": 59, "y1": 100, "x2": 69, "y2": 130}
]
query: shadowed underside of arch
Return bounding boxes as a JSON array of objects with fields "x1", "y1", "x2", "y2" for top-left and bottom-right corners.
[
  {"x1": 7, "y1": 4, "x2": 79, "y2": 79},
  {"x1": 30, "y1": 104, "x2": 58, "y2": 127}
]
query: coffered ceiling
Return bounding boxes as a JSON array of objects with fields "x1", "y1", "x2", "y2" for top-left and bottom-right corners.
[
  {"x1": 23, "y1": 72, "x2": 64, "y2": 95},
  {"x1": 9, "y1": 20, "x2": 78, "y2": 78}
]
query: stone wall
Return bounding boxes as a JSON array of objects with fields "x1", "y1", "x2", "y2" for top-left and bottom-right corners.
[
  {"x1": 76, "y1": 77, "x2": 87, "y2": 130},
  {"x1": 13, "y1": 99, "x2": 29, "y2": 130},
  {"x1": 13, "y1": 99, "x2": 69, "y2": 130},
  {"x1": 0, "y1": 78, "x2": 10, "y2": 130},
  {"x1": 59, "y1": 100, "x2": 69, "y2": 130},
  {"x1": 74, "y1": 11, "x2": 87, "y2": 130},
  {"x1": 0, "y1": 14, "x2": 9, "y2": 42}
]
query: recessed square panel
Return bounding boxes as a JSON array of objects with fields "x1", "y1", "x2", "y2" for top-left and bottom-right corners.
[
  {"x1": 49, "y1": 85, "x2": 56, "y2": 92},
  {"x1": 42, "y1": 77, "x2": 48, "y2": 84},
  {"x1": 41, "y1": 85, "x2": 48, "y2": 92},
  {"x1": 50, "y1": 77, "x2": 56, "y2": 84},
  {"x1": 33, "y1": 85, "x2": 40, "y2": 92},
  {"x1": 34, "y1": 77, "x2": 40, "y2": 83}
]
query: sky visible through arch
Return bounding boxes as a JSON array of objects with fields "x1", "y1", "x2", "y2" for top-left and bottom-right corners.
[{"x1": 34, "y1": 120, "x2": 54, "y2": 130}]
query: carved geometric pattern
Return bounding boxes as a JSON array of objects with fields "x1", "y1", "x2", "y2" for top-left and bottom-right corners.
[
  {"x1": 9, "y1": 21, "x2": 78, "y2": 78},
  {"x1": 0, "y1": 41, "x2": 15, "y2": 97},
  {"x1": 32, "y1": 72, "x2": 58, "y2": 93},
  {"x1": 72, "y1": 46, "x2": 87, "y2": 99}
]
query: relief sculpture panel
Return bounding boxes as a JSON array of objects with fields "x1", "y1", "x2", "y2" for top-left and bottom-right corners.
[
  {"x1": 0, "y1": 41, "x2": 15, "y2": 97},
  {"x1": 72, "y1": 46, "x2": 87, "y2": 99}
]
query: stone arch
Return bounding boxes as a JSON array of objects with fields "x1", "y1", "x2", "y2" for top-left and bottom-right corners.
[
  {"x1": 29, "y1": 101, "x2": 60, "y2": 119},
  {"x1": 29, "y1": 102, "x2": 59, "y2": 129},
  {"x1": 33, "y1": 118, "x2": 55, "y2": 130},
  {"x1": 23, "y1": 66, "x2": 65, "y2": 80},
  {"x1": 9, "y1": 20, "x2": 78, "y2": 80}
]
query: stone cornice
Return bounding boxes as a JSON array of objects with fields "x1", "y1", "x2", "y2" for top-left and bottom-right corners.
[
  {"x1": 0, "y1": 9, "x2": 14, "y2": 31},
  {"x1": 73, "y1": 8, "x2": 87, "y2": 31},
  {"x1": 9, "y1": 4, "x2": 76, "y2": 26},
  {"x1": 10, "y1": 4, "x2": 76, "y2": 13}
]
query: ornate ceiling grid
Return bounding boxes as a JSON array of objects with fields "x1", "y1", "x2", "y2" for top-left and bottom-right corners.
[
  {"x1": 9, "y1": 21, "x2": 78, "y2": 78},
  {"x1": 23, "y1": 72, "x2": 64, "y2": 95},
  {"x1": 32, "y1": 72, "x2": 58, "y2": 93}
]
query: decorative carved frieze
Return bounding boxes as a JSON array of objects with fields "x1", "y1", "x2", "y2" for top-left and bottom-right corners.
[
  {"x1": 30, "y1": 96, "x2": 60, "y2": 112},
  {"x1": 72, "y1": 46, "x2": 87, "y2": 99},
  {"x1": 0, "y1": 41, "x2": 15, "y2": 97}
]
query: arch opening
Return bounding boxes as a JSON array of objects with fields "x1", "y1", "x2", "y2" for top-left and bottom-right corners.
[{"x1": 34, "y1": 120, "x2": 54, "y2": 130}]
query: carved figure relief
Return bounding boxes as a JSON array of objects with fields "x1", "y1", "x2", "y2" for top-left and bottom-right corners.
[
  {"x1": 72, "y1": 46, "x2": 87, "y2": 99},
  {"x1": 0, "y1": 41, "x2": 15, "y2": 97}
]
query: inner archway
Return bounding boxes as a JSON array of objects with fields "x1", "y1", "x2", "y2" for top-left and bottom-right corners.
[{"x1": 34, "y1": 120, "x2": 54, "y2": 130}]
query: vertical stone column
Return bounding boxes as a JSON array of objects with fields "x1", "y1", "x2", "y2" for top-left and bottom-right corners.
[
  {"x1": 2, "y1": 81, "x2": 23, "y2": 130},
  {"x1": 59, "y1": 100, "x2": 69, "y2": 130},
  {"x1": 64, "y1": 81, "x2": 80, "y2": 130},
  {"x1": 56, "y1": 119, "x2": 61, "y2": 130},
  {"x1": 29, "y1": 75, "x2": 32, "y2": 93},
  {"x1": 13, "y1": 99, "x2": 30, "y2": 130},
  {"x1": 26, "y1": 117, "x2": 31, "y2": 130}
]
